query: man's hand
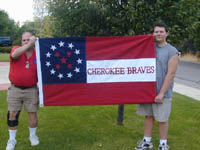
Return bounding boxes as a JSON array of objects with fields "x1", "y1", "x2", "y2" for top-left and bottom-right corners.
[
  {"x1": 154, "y1": 93, "x2": 164, "y2": 104},
  {"x1": 28, "y1": 36, "x2": 36, "y2": 48}
]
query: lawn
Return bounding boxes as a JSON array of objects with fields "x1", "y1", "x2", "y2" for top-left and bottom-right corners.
[
  {"x1": 0, "y1": 53, "x2": 9, "y2": 62},
  {"x1": 0, "y1": 91, "x2": 199, "y2": 150}
]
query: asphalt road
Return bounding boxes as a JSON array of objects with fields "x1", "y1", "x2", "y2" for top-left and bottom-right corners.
[{"x1": 175, "y1": 61, "x2": 200, "y2": 89}]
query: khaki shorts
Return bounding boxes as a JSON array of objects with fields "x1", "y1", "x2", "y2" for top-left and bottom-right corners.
[
  {"x1": 137, "y1": 98, "x2": 172, "y2": 122},
  {"x1": 7, "y1": 84, "x2": 39, "y2": 112}
]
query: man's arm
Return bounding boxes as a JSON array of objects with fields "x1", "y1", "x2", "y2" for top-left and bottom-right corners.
[
  {"x1": 11, "y1": 36, "x2": 36, "y2": 59},
  {"x1": 155, "y1": 54, "x2": 179, "y2": 103}
]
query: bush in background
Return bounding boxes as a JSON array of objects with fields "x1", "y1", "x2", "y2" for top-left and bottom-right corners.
[
  {"x1": 12, "y1": 38, "x2": 21, "y2": 46},
  {"x1": 0, "y1": 47, "x2": 12, "y2": 53}
]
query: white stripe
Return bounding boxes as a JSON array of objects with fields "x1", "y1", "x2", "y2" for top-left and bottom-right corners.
[
  {"x1": 87, "y1": 58, "x2": 156, "y2": 83},
  {"x1": 35, "y1": 39, "x2": 44, "y2": 107}
]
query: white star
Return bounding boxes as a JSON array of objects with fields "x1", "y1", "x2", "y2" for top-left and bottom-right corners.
[
  {"x1": 58, "y1": 73, "x2": 64, "y2": 79},
  {"x1": 68, "y1": 43, "x2": 74, "y2": 49},
  {"x1": 74, "y1": 49, "x2": 80, "y2": 55},
  {"x1": 67, "y1": 72, "x2": 73, "y2": 78},
  {"x1": 74, "y1": 67, "x2": 80, "y2": 73},
  {"x1": 77, "y1": 58, "x2": 83, "y2": 64},
  {"x1": 50, "y1": 45, "x2": 56, "y2": 51},
  {"x1": 46, "y1": 52, "x2": 51, "y2": 58},
  {"x1": 58, "y1": 41, "x2": 64, "y2": 47},
  {"x1": 45, "y1": 61, "x2": 51, "y2": 67},
  {"x1": 50, "y1": 69, "x2": 56, "y2": 75}
]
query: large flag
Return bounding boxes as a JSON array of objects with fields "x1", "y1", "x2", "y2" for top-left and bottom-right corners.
[{"x1": 36, "y1": 35, "x2": 156, "y2": 106}]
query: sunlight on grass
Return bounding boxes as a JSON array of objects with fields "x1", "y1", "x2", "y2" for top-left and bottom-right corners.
[{"x1": 0, "y1": 91, "x2": 199, "y2": 150}]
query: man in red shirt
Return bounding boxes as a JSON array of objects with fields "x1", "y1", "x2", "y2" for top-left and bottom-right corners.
[{"x1": 6, "y1": 32, "x2": 39, "y2": 150}]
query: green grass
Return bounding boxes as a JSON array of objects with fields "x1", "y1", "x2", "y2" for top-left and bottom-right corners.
[
  {"x1": 0, "y1": 53, "x2": 9, "y2": 62},
  {"x1": 0, "y1": 91, "x2": 199, "y2": 150}
]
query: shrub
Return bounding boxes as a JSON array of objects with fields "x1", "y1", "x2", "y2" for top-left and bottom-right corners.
[
  {"x1": 0, "y1": 46, "x2": 12, "y2": 53},
  {"x1": 12, "y1": 39, "x2": 21, "y2": 46}
]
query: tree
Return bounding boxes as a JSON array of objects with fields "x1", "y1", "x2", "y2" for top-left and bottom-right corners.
[
  {"x1": 34, "y1": 0, "x2": 200, "y2": 52},
  {"x1": 33, "y1": 0, "x2": 49, "y2": 36},
  {"x1": 0, "y1": 9, "x2": 18, "y2": 39},
  {"x1": 46, "y1": 0, "x2": 107, "y2": 36},
  {"x1": 34, "y1": 16, "x2": 54, "y2": 37}
]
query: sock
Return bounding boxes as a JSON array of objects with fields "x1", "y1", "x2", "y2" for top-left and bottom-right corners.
[
  {"x1": 29, "y1": 127, "x2": 37, "y2": 137},
  {"x1": 9, "y1": 129, "x2": 17, "y2": 141},
  {"x1": 160, "y1": 139, "x2": 167, "y2": 145},
  {"x1": 143, "y1": 136, "x2": 152, "y2": 143}
]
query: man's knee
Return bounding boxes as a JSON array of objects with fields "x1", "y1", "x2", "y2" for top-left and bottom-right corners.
[{"x1": 7, "y1": 111, "x2": 21, "y2": 127}]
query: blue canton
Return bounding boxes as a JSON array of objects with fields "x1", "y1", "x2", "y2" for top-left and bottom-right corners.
[{"x1": 39, "y1": 37, "x2": 87, "y2": 84}]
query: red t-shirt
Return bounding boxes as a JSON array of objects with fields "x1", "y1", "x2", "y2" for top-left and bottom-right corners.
[{"x1": 9, "y1": 46, "x2": 38, "y2": 87}]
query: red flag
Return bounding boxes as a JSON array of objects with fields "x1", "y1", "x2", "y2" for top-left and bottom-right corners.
[{"x1": 36, "y1": 35, "x2": 156, "y2": 106}]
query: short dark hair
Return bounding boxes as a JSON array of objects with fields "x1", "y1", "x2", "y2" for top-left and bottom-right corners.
[
  {"x1": 22, "y1": 31, "x2": 33, "y2": 36},
  {"x1": 153, "y1": 22, "x2": 168, "y2": 32}
]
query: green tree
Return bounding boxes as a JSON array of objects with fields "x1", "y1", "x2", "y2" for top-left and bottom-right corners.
[
  {"x1": 0, "y1": 9, "x2": 18, "y2": 39},
  {"x1": 34, "y1": 16, "x2": 54, "y2": 37},
  {"x1": 178, "y1": 0, "x2": 200, "y2": 52},
  {"x1": 34, "y1": 0, "x2": 200, "y2": 51},
  {"x1": 46, "y1": 0, "x2": 105, "y2": 36},
  {"x1": 33, "y1": 0, "x2": 49, "y2": 36}
]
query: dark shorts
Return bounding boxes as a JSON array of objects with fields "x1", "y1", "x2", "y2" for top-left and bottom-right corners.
[{"x1": 7, "y1": 84, "x2": 39, "y2": 112}]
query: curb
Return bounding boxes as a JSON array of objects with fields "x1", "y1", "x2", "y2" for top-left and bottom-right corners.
[{"x1": 174, "y1": 83, "x2": 200, "y2": 101}]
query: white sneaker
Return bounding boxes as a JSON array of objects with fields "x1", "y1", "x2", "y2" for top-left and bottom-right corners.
[
  {"x1": 29, "y1": 135, "x2": 39, "y2": 146},
  {"x1": 6, "y1": 139, "x2": 17, "y2": 150},
  {"x1": 158, "y1": 143, "x2": 169, "y2": 150},
  {"x1": 135, "y1": 139, "x2": 153, "y2": 150}
]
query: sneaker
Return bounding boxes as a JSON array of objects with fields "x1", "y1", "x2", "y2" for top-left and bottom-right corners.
[
  {"x1": 135, "y1": 139, "x2": 153, "y2": 150},
  {"x1": 29, "y1": 135, "x2": 39, "y2": 146},
  {"x1": 158, "y1": 143, "x2": 169, "y2": 150},
  {"x1": 6, "y1": 139, "x2": 17, "y2": 150}
]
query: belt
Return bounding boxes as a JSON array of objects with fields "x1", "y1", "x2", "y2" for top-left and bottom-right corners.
[{"x1": 12, "y1": 84, "x2": 36, "y2": 90}]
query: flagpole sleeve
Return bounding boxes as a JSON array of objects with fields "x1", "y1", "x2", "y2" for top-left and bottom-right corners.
[{"x1": 35, "y1": 38, "x2": 44, "y2": 107}]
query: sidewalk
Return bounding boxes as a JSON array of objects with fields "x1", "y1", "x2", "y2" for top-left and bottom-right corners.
[
  {"x1": 173, "y1": 83, "x2": 200, "y2": 101},
  {"x1": 0, "y1": 62, "x2": 10, "y2": 91},
  {"x1": 0, "y1": 62, "x2": 200, "y2": 101}
]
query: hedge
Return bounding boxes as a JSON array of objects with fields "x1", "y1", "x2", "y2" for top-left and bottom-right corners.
[{"x1": 0, "y1": 47, "x2": 12, "y2": 53}]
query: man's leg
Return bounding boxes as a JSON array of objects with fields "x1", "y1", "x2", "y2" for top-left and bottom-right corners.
[
  {"x1": 135, "y1": 116, "x2": 154, "y2": 150},
  {"x1": 28, "y1": 112, "x2": 39, "y2": 146},
  {"x1": 24, "y1": 86, "x2": 39, "y2": 146},
  {"x1": 142, "y1": 116, "x2": 154, "y2": 147},
  {"x1": 6, "y1": 111, "x2": 20, "y2": 150},
  {"x1": 28, "y1": 112, "x2": 38, "y2": 128},
  {"x1": 158, "y1": 121, "x2": 168, "y2": 140},
  {"x1": 158, "y1": 121, "x2": 169, "y2": 149},
  {"x1": 144, "y1": 116, "x2": 154, "y2": 137},
  {"x1": 156, "y1": 98, "x2": 171, "y2": 149},
  {"x1": 6, "y1": 85, "x2": 22, "y2": 150},
  {"x1": 156, "y1": 98, "x2": 171, "y2": 150},
  {"x1": 135, "y1": 104, "x2": 154, "y2": 150}
]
